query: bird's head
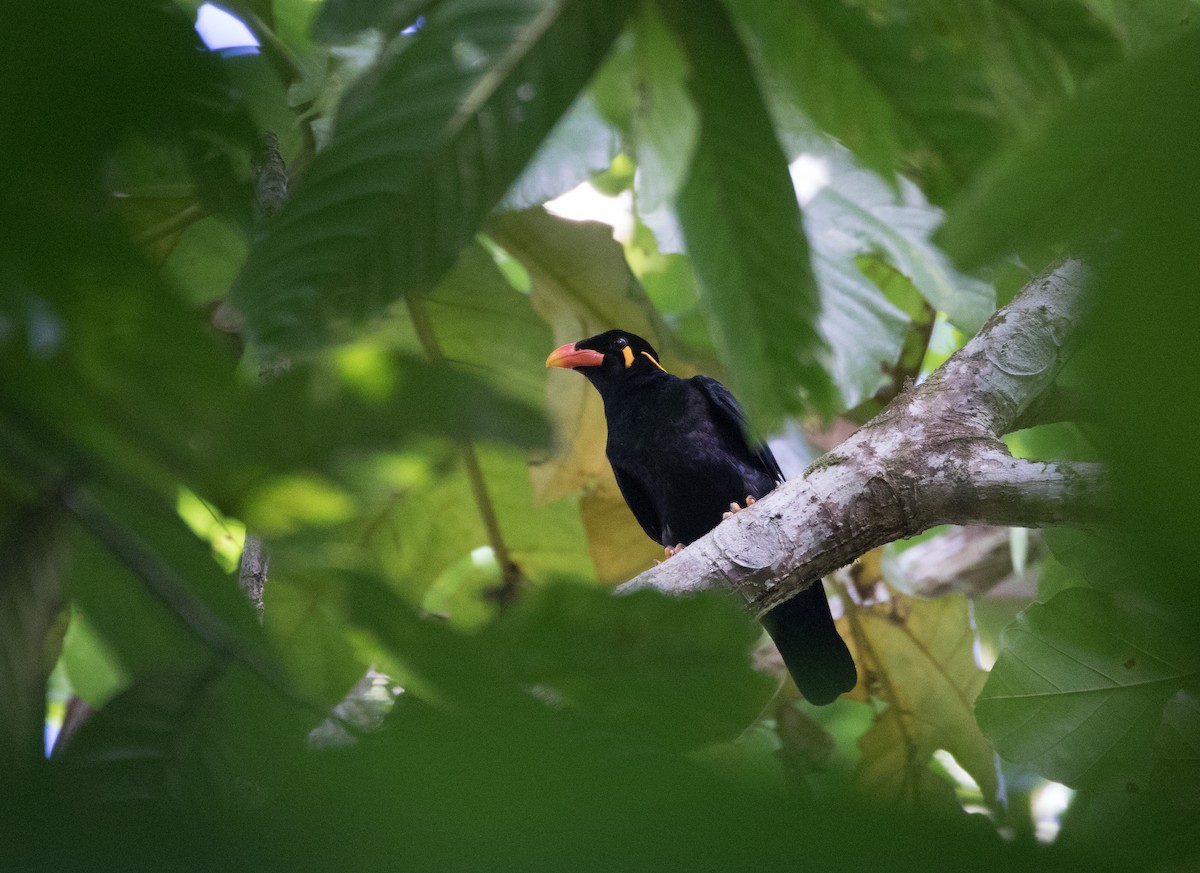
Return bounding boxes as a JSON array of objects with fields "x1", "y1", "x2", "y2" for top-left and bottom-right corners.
[{"x1": 545, "y1": 329, "x2": 667, "y2": 392}]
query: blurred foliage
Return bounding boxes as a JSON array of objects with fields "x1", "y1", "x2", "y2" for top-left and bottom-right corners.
[{"x1": 2, "y1": 0, "x2": 1197, "y2": 869}]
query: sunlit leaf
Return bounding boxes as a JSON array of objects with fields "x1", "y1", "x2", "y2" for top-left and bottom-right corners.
[
  {"x1": 803, "y1": 144, "x2": 996, "y2": 335},
  {"x1": 263, "y1": 571, "x2": 369, "y2": 706},
  {"x1": 500, "y1": 93, "x2": 621, "y2": 210},
  {"x1": 58, "y1": 607, "x2": 127, "y2": 709},
  {"x1": 590, "y1": 2, "x2": 698, "y2": 212}
]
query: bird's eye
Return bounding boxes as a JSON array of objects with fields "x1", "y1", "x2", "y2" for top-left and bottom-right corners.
[{"x1": 614, "y1": 336, "x2": 628, "y2": 348}]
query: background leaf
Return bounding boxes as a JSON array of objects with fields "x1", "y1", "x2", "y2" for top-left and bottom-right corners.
[
  {"x1": 233, "y1": 0, "x2": 634, "y2": 352},
  {"x1": 0, "y1": 503, "x2": 69, "y2": 775},
  {"x1": 846, "y1": 590, "x2": 1000, "y2": 807},
  {"x1": 976, "y1": 587, "x2": 1200, "y2": 790},
  {"x1": 732, "y1": 0, "x2": 1001, "y2": 201},
  {"x1": 660, "y1": 0, "x2": 833, "y2": 426}
]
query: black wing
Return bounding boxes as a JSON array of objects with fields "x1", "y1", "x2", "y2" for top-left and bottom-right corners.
[
  {"x1": 611, "y1": 462, "x2": 669, "y2": 546},
  {"x1": 691, "y1": 375, "x2": 784, "y2": 485}
]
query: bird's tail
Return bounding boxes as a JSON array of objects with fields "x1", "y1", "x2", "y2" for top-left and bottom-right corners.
[{"x1": 760, "y1": 581, "x2": 857, "y2": 706}]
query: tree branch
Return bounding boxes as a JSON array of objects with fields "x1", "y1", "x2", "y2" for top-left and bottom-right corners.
[
  {"x1": 892, "y1": 526, "x2": 1044, "y2": 599},
  {"x1": 619, "y1": 258, "x2": 1110, "y2": 616}
]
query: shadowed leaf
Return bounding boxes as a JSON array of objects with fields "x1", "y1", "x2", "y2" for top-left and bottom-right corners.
[
  {"x1": 976, "y1": 587, "x2": 1199, "y2": 790},
  {"x1": 233, "y1": 0, "x2": 634, "y2": 353}
]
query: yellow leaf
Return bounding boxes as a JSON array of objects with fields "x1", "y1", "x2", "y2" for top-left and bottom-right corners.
[
  {"x1": 579, "y1": 486, "x2": 665, "y2": 585},
  {"x1": 844, "y1": 588, "x2": 999, "y2": 809}
]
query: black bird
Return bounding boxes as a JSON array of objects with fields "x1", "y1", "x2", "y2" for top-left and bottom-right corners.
[{"x1": 547, "y1": 329, "x2": 857, "y2": 705}]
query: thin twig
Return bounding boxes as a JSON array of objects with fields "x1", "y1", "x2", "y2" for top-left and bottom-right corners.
[
  {"x1": 132, "y1": 202, "x2": 207, "y2": 245},
  {"x1": 405, "y1": 295, "x2": 524, "y2": 605}
]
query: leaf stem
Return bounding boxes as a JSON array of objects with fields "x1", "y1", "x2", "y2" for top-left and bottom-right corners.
[
  {"x1": 833, "y1": 577, "x2": 922, "y2": 805},
  {"x1": 405, "y1": 295, "x2": 523, "y2": 605}
]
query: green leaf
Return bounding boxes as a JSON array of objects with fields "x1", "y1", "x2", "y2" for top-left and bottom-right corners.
[
  {"x1": 731, "y1": 0, "x2": 1001, "y2": 200},
  {"x1": 0, "y1": 255, "x2": 546, "y2": 518},
  {"x1": 232, "y1": 0, "x2": 634, "y2": 353},
  {"x1": 807, "y1": 147, "x2": 996, "y2": 334},
  {"x1": 312, "y1": 0, "x2": 433, "y2": 40},
  {"x1": 161, "y1": 216, "x2": 248, "y2": 305},
  {"x1": 486, "y1": 585, "x2": 776, "y2": 747},
  {"x1": 392, "y1": 241, "x2": 554, "y2": 413},
  {"x1": 0, "y1": 502, "x2": 69, "y2": 776},
  {"x1": 939, "y1": 26, "x2": 1200, "y2": 268},
  {"x1": 362, "y1": 443, "x2": 595, "y2": 607},
  {"x1": 660, "y1": 0, "x2": 833, "y2": 426},
  {"x1": 58, "y1": 607, "x2": 128, "y2": 708},
  {"x1": 263, "y1": 570, "x2": 370, "y2": 707},
  {"x1": 54, "y1": 667, "x2": 226, "y2": 805},
  {"x1": 976, "y1": 587, "x2": 1200, "y2": 790},
  {"x1": 589, "y1": 0, "x2": 699, "y2": 208},
  {"x1": 914, "y1": 2, "x2": 1122, "y2": 131},
  {"x1": 65, "y1": 481, "x2": 279, "y2": 686},
  {"x1": 788, "y1": 141, "x2": 995, "y2": 408}
]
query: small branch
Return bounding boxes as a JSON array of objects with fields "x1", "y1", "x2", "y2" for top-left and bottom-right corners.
[
  {"x1": 619, "y1": 258, "x2": 1108, "y2": 616},
  {"x1": 238, "y1": 534, "x2": 268, "y2": 619},
  {"x1": 254, "y1": 132, "x2": 289, "y2": 218},
  {"x1": 233, "y1": 132, "x2": 292, "y2": 621},
  {"x1": 917, "y1": 450, "x2": 1110, "y2": 528},
  {"x1": 893, "y1": 526, "x2": 1044, "y2": 599}
]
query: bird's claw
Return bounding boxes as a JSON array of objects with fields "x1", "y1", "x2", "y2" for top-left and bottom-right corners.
[
  {"x1": 662, "y1": 543, "x2": 685, "y2": 559},
  {"x1": 722, "y1": 495, "x2": 756, "y2": 519}
]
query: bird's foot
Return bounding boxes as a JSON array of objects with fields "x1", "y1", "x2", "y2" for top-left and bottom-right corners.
[
  {"x1": 659, "y1": 543, "x2": 686, "y2": 562},
  {"x1": 722, "y1": 495, "x2": 756, "y2": 520}
]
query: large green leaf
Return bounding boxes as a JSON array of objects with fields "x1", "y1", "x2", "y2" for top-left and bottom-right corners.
[
  {"x1": 939, "y1": 25, "x2": 1200, "y2": 268},
  {"x1": 0, "y1": 502, "x2": 69, "y2": 776},
  {"x1": 731, "y1": 0, "x2": 1001, "y2": 201},
  {"x1": 485, "y1": 585, "x2": 776, "y2": 747},
  {"x1": 232, "y1": 0, "x2": 634, "y2": 353},
  {"x1": 806, "y1": 147, "x2": 995, "y2": 334},
  {"x1": 915, "y1": 2, "x2": 1121, "y2": 124},
  {"x1": 0, "y1": 252, "x2": 545, "y2": 521},
  {"x1": 53, "y1": 667, "x2": 227, "y2": 805},
  {"x1": 499, "y1": 93, "x2": 621, "y2": 210},
  {"x1": 976, "y1": 587, "x2": 1200, "y2": 790},
  {"x1": 660, "y1": 0, "x2": 833, "y2": 426}
]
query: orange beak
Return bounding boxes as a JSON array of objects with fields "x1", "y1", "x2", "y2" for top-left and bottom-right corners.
[{"x1": 545, "y1": 342, "x2": 605, "y2": 369}]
